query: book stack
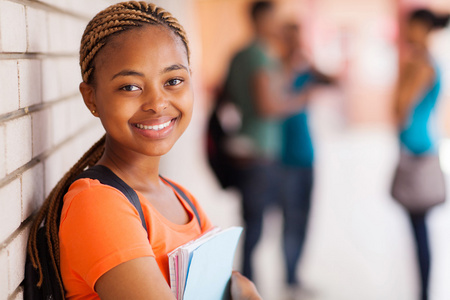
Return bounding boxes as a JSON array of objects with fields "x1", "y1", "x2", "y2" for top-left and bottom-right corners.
[{"x1": 168, "y1": 226, "x2": 243, "y2": 300}]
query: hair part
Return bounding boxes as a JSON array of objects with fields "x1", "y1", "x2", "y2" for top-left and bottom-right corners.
[{"x1": 80, "y1": 1, "x2": 190, "y2": 84}]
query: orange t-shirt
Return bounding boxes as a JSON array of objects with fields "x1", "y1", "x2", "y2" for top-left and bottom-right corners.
[{"x1": 59, "y1": 178, "x2": 213, "y2": 299}]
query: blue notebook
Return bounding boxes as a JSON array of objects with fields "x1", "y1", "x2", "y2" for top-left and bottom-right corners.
[{"x1": 168, "y1": 226, "x2": 243, "y2": 300}]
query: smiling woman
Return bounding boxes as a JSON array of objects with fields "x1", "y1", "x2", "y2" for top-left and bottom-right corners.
[{"x1": 26, "y1": 2, "x2": 261, "y2": 300}]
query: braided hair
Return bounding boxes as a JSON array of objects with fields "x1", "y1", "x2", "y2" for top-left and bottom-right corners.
[
  {"x1": 27, "y1": 2, "x2": 190, "y2": 296},
  {"x1": 80, "y1": 1, "x2": 190, "y2": 84}
]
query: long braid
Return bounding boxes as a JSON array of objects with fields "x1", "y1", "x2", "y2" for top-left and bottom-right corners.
[
  {"x1": 27, "y1": 1, "x2": 190, "y2": 296},
  {"x1": 27, "y1": 135, "x2": 105, "y2": 291}
]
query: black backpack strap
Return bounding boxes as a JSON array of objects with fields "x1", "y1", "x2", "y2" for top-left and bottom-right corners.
[
  {"x1": 75, "y1": 165, "x2": 147, "y2": 232},
  {"x1": 160, "y1": 176, "x2": 202, "y2": 229}
]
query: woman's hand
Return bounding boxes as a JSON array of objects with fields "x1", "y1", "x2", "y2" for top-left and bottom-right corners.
[{"x1": 230, "y1": 271, "x2": 263, "y2": 300}]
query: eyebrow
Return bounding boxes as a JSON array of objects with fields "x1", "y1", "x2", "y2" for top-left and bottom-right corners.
[
  {"x1": 160, "y1": 64, "x2": 189, "y2": 75},
  {"x1": 111, "y1": 64, "x2": 189, "y2": 81},
  {"x1": 111, "y1": 70, "x2": 145, "y2": 80}
]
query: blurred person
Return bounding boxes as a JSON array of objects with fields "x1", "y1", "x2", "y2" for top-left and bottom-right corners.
[
  {"x1": 278, "y1": 22, "x2": 336, "y2": 296},
  {"x1": 393, "y1": 8, "x2": 450, "y2": 300},
  {"x1": 222, "y1": 0, "x2": 309, "y2": 282}
]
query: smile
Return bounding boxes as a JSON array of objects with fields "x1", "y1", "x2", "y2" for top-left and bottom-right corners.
[{"x1": 134, "y1": 120, "x2": 173, "y2": 131}]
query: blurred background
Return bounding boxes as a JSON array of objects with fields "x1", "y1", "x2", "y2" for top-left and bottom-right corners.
[
  {"x1": 1, "y1": 0, "x2": 450, "y2": 299},
  {"x1": 161, "y1": 0, "x2": 450, "y2": 300}
]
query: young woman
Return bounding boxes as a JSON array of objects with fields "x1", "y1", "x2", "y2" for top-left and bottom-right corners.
[
  {"x1": 27, "y1": 2, "x2": 261, "y2": 299},
  {"x1": 394, "y1": 8, "x2": 449, "y2": 300}
]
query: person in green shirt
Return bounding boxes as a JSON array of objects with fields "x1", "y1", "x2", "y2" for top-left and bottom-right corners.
[{"x1": 223, "y1": 0, "x2": 308, "y2": 282}]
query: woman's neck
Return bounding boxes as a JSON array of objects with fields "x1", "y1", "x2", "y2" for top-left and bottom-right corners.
[{"x1": 96, "y1": 146, "x2": 162, "y2": 193}]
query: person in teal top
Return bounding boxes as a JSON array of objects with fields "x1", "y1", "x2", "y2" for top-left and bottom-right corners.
[
  {"x1": 278, "y1": 22, "x2": 335, "y2": 290},
  {"x1": 394, "y1": 8, "x2": 449, "y2": 300},
  {"x1": 222, "y1": 1, "x2": 308, "y2": 284},
  {"x1": 399, "y1": 60, "x2": 441, "y2": 155},
  {"x1": 282, "y1": 72, "x2": 316, "y2": 167}
]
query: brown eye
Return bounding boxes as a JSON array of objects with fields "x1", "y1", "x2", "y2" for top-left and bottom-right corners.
[
  {"x1": 165, "y1": 78, "x2": 183, "y2": 86},
  {"x1": 120, "y1": 85, "x2": 140, "y2": 91}
]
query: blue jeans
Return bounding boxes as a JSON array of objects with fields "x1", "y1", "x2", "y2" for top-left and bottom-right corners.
[
  {"x1": 282, "y1": 166, "x2": 313, "y2": 285},
  {"x1": 236, "y1": 160, "x2": 283, "y2": 280}
]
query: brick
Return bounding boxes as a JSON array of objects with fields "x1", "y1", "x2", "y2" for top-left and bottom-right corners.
[
  {"x1": 44, "y1": 150, "x2": 65, "y2": 198},
  {"x1": 0, "y1": 125, "x2": 5, "y2": 179},
  {"x1": 41, "y1": 58, "x2": 60, "y2": 103},
  {"x1": 0, "y1": 179, "x2": 21, "y2": 245},
  {"x1": 58, "y1": 58, "x2": 81, "y2": 97},
  {"x1": 43, "y1": 122, "x2": 103, "y2": 197},
  {"x1": 22, "y1": 163, "x2": 44, "y2": 220},
  {"x1": 18, "y1": 59, "x2": 42, "y2": 108},
  {"x1": 67, "y1": 0, "x2": 110, "y2": 19},
  {"x1": 32, "y1": 108, "x2": 52, "y2": 157},
  {"x1": 26, "y1": 7, "x2": 48, "y2": 53},
  {"x1": 7, "y1": 228, "x2": 29, "y2": 295},
  {"x1": 67, "y1": 96, "x2": 92, "y2": 136},
  {"x1": 38, "y1": 0, "x2": 69, "y2": 11},
  {"x1": 0, "y1": 1, "x2": 27, "y2": 52},
  {"x1": 0, "y1": 60, "x2": 19, "y2": 115},
  {"x1": 51, "y1": 100, "x2": 68, "y2": 146},
  {"x1": 0, "y1": 249, "x2": 7, "y2": 296},
  {"x1": 5, "y1": 116, "x2": 32, "y2": 174},
  {"x1": 64, "y1": 18, "x2": 85, "y2": 53},
  {"x1": 47, "y1": 13, "x2": 69, "y2": 54}
]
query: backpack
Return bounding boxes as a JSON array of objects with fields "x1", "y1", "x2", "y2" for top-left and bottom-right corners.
[
  {"x1": 24, "y1": 165, "x2": 200, "y2": 300},
  {"x1": 206, "y1": 92, "x2": 241, "y2": 189}
]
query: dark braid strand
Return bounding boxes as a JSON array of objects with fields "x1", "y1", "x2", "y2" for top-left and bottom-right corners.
[{"x1": 27, "y1": 135, "x2": 105, "y2": 292}]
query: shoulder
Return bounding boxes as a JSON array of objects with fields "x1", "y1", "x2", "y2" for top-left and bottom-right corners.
[
  {"x1": 61, "y1": 178, "x2": 139, "y2": 226},
  {"x1": 59, "y1": 178, "x2": 151, "y2": 292}
]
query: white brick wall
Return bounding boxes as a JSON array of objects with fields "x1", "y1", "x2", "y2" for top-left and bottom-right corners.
[
  {"x1": 0, "y1": 179, "x2": 21, "y2": 245},
  {"x1": 0, "y1": 1, "x2": 27, "y2": 53},
  {"x1": 0, "y1": 1, "x2": 197, "y2": 297},
  {"x1": 0, "y1": 0, "x2": 116, "y2": 297},
  {"x1": 5, "y1": 116, "x2": 32, "y2": 174},
  {"x1": 0, "y1": 60, "x2": 19, "y2": 115},
  {"x1": 18, "y1": 60, "x2": 42, "y2": 108}
]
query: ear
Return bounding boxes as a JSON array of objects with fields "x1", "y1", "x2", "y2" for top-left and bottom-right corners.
[{"x1": 80, "y1": 82, "x2": 98, "y2": 117}]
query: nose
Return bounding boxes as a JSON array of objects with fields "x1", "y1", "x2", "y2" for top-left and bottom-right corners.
[{"x1": 141, "y1": 88, "x2": 168, "y2": 113}]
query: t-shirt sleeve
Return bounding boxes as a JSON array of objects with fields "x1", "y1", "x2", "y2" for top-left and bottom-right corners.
[{"x1": 59, "y1": 181, "x2": 153, "y2": 290}]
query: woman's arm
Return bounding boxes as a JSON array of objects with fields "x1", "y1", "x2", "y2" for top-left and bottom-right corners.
[
  {"x1": 394, "y1": 56, "x2": 434, "y2": 125},
  {"x1": 251, "y1": 69, "x2": 309, "y2": 118},
  {"x1": 96, "y1": 259, "x2": 263, "y2": 300},
  {"x1": 95, "y1": 257, "x2": 175, "y2": 300}
]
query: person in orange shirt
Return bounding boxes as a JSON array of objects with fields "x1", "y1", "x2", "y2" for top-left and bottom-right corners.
[{"x1": 27, "y1": 2, "x2": 261, "y2": 299}]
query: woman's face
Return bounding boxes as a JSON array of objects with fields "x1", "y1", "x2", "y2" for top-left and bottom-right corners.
[
  {"x1": 82, "y1": 25, "x2": 193, "y2": 159},
  {"x1": 406, "y1": 19, "x2": 429, "y2": 47}
]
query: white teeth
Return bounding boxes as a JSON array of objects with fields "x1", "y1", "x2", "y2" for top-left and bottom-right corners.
[{"x1": 136, "y1": 120, "x2": 171, "y2": 131}]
